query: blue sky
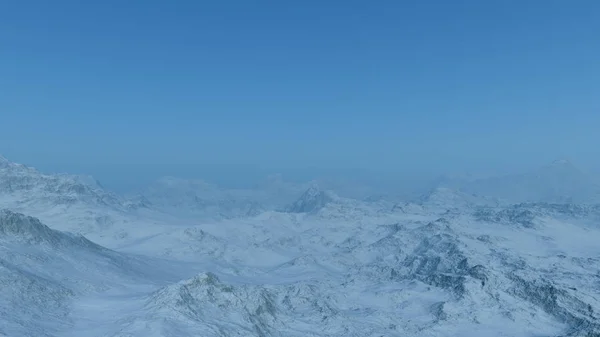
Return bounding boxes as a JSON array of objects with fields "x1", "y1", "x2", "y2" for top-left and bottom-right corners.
[{"x1": 1, "y1": 1, "x2": 599, "y2": 188}]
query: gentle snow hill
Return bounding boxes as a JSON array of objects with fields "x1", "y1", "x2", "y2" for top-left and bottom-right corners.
[{"x1": 438, "y1": 159, "x2": 600, "y2": 204}]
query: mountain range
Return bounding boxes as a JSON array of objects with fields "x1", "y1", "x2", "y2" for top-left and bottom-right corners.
[{"x1": 1, "y1": 154, "x2": 599, "y2": 336}]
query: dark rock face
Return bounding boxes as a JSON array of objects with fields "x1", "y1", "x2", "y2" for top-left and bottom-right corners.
[
  {"x1": 399, "y1": 234, "x2": 488, "y2": 297},
  {"x1": 474, "y1": 206, "x2": 536, "y2": 227},
  {"x1": 508, "y1": 274, "x2": 600, "y2": 336}
]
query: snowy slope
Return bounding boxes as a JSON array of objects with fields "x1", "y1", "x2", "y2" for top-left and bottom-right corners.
[{"x1": 0, "y1": 210, "x2": 200, "y2": 337}]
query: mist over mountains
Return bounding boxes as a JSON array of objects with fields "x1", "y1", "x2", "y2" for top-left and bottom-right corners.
[
  {"x1": 436, "y1": 159, "x2": 600, "y2": 204},
  {"x1": 1, "y1": 154, "x2": 600, "y2": 337}
]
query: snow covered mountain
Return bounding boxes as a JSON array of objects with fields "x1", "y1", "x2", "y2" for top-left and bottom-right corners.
[
  {"x1": 138, "y1": 175, "x2": 391, "y2": 220},
  {"x1": 0, "y1": 156, "x2": 195, "y2": 247},
  {"x1": 1, "y1": 155, "x2": 600, "y2": 336},
  {"x1": 0, "y1": 155, "x2": 123, "y2": 210},
  {"x1": 286, "y1": 185, "x2": 335, "y2": 213},
  {"x1": 0, "y1": 156, "x2": 168, "y2": 246}
]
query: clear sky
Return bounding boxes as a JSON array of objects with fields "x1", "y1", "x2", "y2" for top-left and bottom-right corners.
[{"x1": 1, "y1": 1, "x2": 599, "y2": 188}]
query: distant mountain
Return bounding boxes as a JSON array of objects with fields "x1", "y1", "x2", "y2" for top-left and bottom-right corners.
[
  {"x1": 283, "y1": 185, "x2": 397, "y2": 222},
  {"x1": 286, "y1": 185, "x2": 335, "y2": 213},
  {"x1": 437, "y1": 160, "x2": 600, "y2": 204},
  {"x1": 0, "y1": 155, "x2": 168, "y2": 244},
  {"x1": 0, "y1": 155, "x2": 123, "y2": 209}
]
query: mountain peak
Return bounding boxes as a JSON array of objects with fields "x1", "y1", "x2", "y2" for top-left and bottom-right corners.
[
  {"x1": 304, "y1": 183, "x2": 322, "y2": 195},
  {"x1": 286, "y1": 185, "x2": 335, "y2": 213},
  {"x1": 0, "y1": 154, "x2": 13, "y2": 167}
]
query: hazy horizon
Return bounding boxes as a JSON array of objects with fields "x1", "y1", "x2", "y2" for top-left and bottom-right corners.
[
  {"x1": 2, "y1": 1, "x2": 599, "y2": 190},
  {"x1": 1, "y1": 152, "x2": 598, "y2": 197}
]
